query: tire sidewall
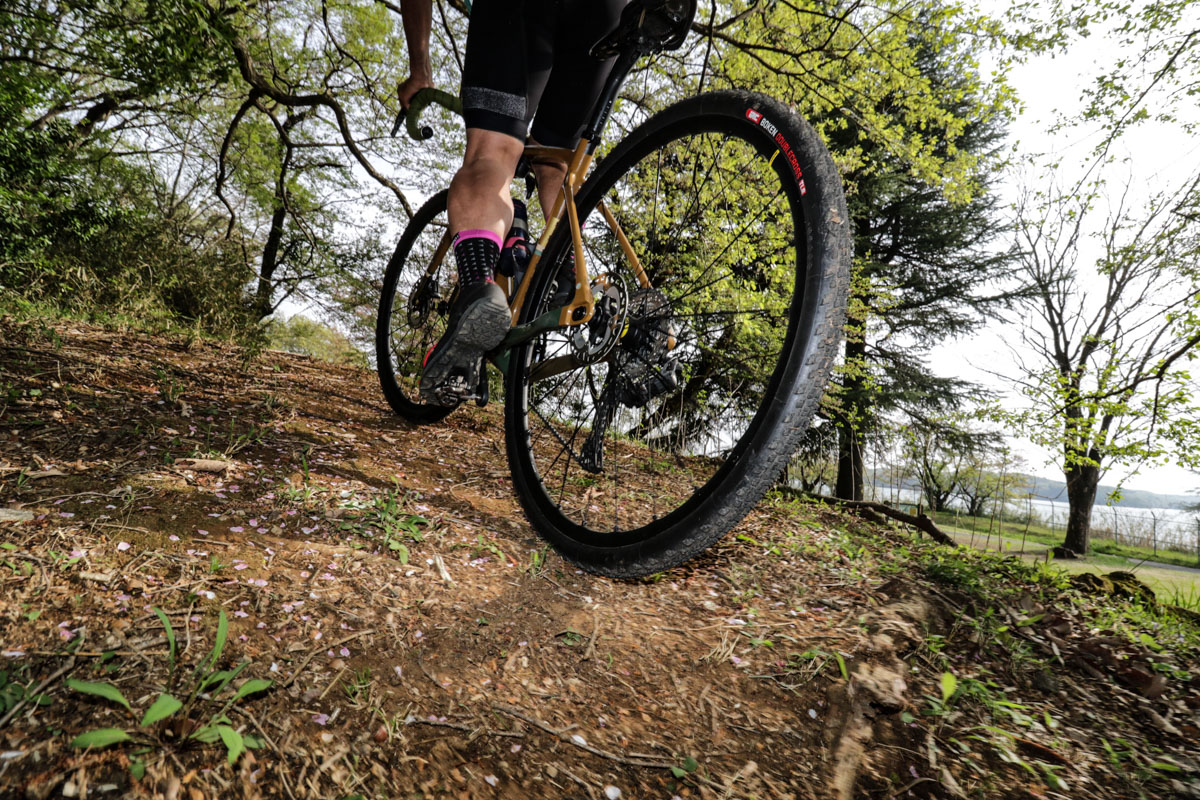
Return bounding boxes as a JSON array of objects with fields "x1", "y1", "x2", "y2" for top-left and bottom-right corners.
[
  {"x1": 504, "y1": 90, "x2": 851, "y2": 576},
  {"x1": 376, "y1": 190, "x2": 455, "y2": 425}
]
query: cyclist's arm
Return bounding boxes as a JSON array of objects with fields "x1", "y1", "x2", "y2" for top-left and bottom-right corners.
[{"x1": 398, "y1": 0, "x2": 434, "y2": 110}]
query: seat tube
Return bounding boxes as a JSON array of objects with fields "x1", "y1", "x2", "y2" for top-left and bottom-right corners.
[{"x1": 510, "y1": 140, "x2": 594, "y2": 322}]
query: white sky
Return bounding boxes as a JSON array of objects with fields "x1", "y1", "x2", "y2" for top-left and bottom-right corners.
[{"x1": 936, "y1": 14, "x2": 1200, "y2": 497}]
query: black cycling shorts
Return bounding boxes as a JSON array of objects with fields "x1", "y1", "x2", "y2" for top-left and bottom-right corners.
[{"x1": 460, "y1": 0, "x2": 628, "y2": 148}]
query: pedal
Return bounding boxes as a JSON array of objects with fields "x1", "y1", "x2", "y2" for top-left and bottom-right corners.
[
  {"x1": 431, "y1": 359, "x2": 492, "y2": 408},
  {"x1": 432, "y1": 371, "x2": 475, "y2": 407}
]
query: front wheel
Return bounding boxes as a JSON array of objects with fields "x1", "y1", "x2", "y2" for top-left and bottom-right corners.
[
  {"x1": 376, "y1": 190, "x2": 457, "y2": 424},
  {"x1": 504, "y1": 90, "x2": 851, "y2": 577}
]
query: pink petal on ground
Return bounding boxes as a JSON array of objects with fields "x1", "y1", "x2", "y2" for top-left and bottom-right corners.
[{"x1": 116, "y1": 541, "x2": 131, "y2": 552}]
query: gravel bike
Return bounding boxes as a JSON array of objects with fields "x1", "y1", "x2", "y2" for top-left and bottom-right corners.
[{"x1": 376, "y1": 0, "x2": 851, "y2": 577}]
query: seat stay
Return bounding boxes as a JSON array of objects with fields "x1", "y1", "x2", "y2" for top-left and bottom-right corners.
[{"x1": 596, "y1": 200, "x2": 651, "y2": 289}]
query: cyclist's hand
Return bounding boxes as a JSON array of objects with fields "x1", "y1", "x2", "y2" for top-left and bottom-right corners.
[{"x1": 398, "y1": 73, "x2": 434, "y2": 111}]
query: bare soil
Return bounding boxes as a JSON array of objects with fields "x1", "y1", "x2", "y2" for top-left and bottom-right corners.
[{"x1": 1, "y1": 318, "x2": 1198, "y2": 800}]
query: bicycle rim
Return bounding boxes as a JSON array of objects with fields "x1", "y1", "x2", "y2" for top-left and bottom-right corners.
[
  {"x1": 506, "y1": 93, "x2": 833, "y2": 567},
  {"x1": 376, "y1": 190, "x2": 457, "y2": 423}
]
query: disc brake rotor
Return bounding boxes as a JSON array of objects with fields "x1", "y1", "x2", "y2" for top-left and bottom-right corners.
[{"x1": 570, "y1": 274, "x2": 629, "y2": 365}]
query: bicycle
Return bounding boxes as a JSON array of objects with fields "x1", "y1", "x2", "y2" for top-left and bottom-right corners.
[{"x1": 376, "y1": 0, "x2": 851, "y2": 578}]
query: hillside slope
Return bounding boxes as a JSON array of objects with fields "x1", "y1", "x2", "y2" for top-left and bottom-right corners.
[{"x1": 1, "y1": 318, "x2": 1198, "y2": 800}]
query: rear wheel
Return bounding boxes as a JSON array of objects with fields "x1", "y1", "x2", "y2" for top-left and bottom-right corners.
[
  {"x1": 504, "y1": 90, "x2": 851, "y2": 577},
  {"x1": 376, "y1": 190, "x2": 457, "y2": 424}
]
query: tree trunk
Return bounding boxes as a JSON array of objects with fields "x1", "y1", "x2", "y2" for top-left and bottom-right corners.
[
  {"x1": 1062, "y1": 463, "x2": 1101, "y2": 554},
  {"x1": 836, "y1": 423, "x2": 864, "y2": 501},
  {"x1": 835, "y1": 337, "x2": 867, "y2": 501},
  {"x1": 256, "y1": 199, "x2": 286, "y2": 318}
]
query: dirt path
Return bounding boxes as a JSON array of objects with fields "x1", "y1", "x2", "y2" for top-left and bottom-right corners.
[{"x1": 2, "y1": 319, "x2": 1199, "y2": 799}]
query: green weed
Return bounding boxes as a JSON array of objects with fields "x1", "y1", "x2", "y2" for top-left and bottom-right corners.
[{"x1": 68, "y1": 609, "x2": 271, "y2": 768}]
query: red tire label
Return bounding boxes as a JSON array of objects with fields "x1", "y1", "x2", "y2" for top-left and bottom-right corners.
[{"x1": 747, "y1": 108, "x2": 805, "y2": 191}]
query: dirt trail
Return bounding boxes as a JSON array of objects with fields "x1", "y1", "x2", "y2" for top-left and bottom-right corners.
[{"x1": 2, "y1": 320, "x2": 1199, "y2": 800}]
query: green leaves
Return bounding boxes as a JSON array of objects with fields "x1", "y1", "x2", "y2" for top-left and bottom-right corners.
[
  {"x1": 670, "y1": 755, "x2": 699, "y2": 778},
  {"x1": 66, "y1": 679, "x2": 131, "y2": 710},
  {"x1": 218, "y1": 725, "x2": 245, "y2": 764},
  {"x1": 196, "y1": 610, "x2": 229, "y2": 683},
  {"x1": 140, "y1": 694, "x2": 183, "y2": 727},
  {"x1": 152, "y1": 606, "x2": 176, "y2": 675},
  {"x1": 71, "y1": 728, "x2": 131, "y2": 749},
  {"x1": 65, "y1": 606, "x2": 270, "y2": 767},
  {"x1": 233, "y1": 679, "x2": 272, "y2": 701},
  {"x1": 940, "y1": 672, "x2": 959, "y2": 704}
]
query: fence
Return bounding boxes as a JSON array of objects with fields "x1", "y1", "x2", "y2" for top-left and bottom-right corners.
[{"x1": 867, "y1": 486, "x2": 1200, "y2": 558}]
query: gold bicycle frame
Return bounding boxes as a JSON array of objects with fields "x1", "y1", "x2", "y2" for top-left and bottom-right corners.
[{"x1": 426, "y1": 138, "x2": 651, "y2": 335}]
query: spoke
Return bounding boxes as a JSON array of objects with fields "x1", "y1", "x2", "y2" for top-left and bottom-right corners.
[
  {"x1": 519, "y1": 119, "x2": 800, "y2": 536},
  {"x1": 670, "y1": 186, "x2": 786, "y2": 305}
]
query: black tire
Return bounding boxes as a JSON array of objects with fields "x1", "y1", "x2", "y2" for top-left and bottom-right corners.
[
  {"x1": 504, "y1": 90, "x2": 851, "y2": 577},
  {"x1": 376, "y1": 190, "x2": 457, "y2": 424}
]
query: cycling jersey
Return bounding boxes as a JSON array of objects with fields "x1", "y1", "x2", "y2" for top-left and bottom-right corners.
[{"x1": 461, "y1": 0, "x2": 629, "y2": 147}]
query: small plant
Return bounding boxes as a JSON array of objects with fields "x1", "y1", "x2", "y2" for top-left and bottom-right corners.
[
  {"x1": 670, "y1": 755, "x2": 700, "y2": 780},
  {"x1": 0, "y1": 665, "x2": 52, "y2": 715},
  {"x1": 343, "y1": 668, "x2": 373, "y2": 707},
  {"x1": 526, "y1": 546, "x2": 550, "y2": 576},
  {"x1": 153, "y1": 367, "x2": 185, "y2": 403},
  {"x1": 1168, "y1": 585, "x2": 1200, "y2": 612},
  {"x1": 557, "y1": 630, "x2": 585, "y2": 647},
  {"x1": 46, "y1": 549, "x2": 84, "y2": 571},
  {"x1": 342, "y1": 489, "x2": 429, "y2": 563},
  {"x1": 470, "y1": 534, "x2": 507, "y2": 562},
  {"x1": 68, "y1": 609, "x2": 271, "y2": 766},
  {"x1": 299, "y1": 444, "x2": 312, "y2": 482}
]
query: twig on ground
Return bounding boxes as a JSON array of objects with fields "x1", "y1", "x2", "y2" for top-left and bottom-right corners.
[
  {"x1": 318, "y1": 666, "x2": 349, "y2": 701},
  {"x1": 282, "y1": 630, "x2": 375, "y2": 689},
  {"x1": 582, "y1": 614, "x2": 600, "y2": 661},
  {"x1": 801, "y1": 493, "x2": 955, "y2": 546},
  {"x1": 0, "y1": 657, "x2": 77, "y2": 729},
  {"x1": 406, "y1": 716, "x2": 524, "y2": 738},
  {"x1": 887, "y1": 777, "x2": 937, "y2": 798},
  {"x1": 493, "y1": 703, "x2": 675, "y2": 770},
  {"x1": 416, "y1": 654, "x2": 453, "y2": 695}
]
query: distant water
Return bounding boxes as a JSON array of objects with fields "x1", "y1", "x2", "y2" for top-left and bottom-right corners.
[{"x1": 863, "y1": 486, "x2": 1198, "y2": 552}]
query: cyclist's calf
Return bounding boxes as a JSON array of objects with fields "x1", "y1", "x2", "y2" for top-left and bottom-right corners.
[{"x1": 447, "y1": 129, "x2": 526, "y2": 239}]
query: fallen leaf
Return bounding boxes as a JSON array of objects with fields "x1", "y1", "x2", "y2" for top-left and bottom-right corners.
[
  {"x1": 173, "y1": 458, "x2": 230, "y2": 473},
  {"x1": 1118, "y1": 666, "x2": 1168, "y2": 699},
  {"x1": 27, "y1": 468, "x2": 68, "y2": 479}
]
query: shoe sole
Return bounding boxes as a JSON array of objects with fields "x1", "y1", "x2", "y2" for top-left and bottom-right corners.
[{"x1": 419, "y1": 294, "x2": 510, "y2": 406}]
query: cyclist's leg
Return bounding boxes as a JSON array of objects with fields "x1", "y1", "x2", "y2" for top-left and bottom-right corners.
[
  {"x1": 451, "y1": 0, "x2": 537, "y2": 244},
  {"x1": 421, "y1": 0, "x2": 544, "y2": 405},
  {"x1": 528, "y1": 0, "x2": 626, "y2": 151},
  {"x1": 422, "y1": 0, "x2": 524, "y2": 404},
  {"x1": 525, "y1": 0, "x2": 626, "y2": 220},
  {"x1": 447, "y1": 130, "x2": 525, "y2": 247}
]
